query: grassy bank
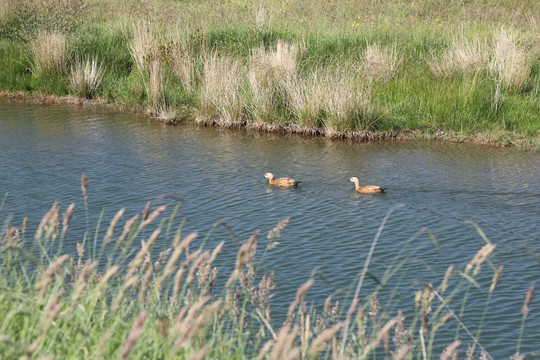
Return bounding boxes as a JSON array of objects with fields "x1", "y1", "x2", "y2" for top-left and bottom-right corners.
[
  {"x1": 0, "y1": 0, "x2": 539, "y2": 148},
  {"x1": 0, "y1": 183, "x2": 536, "y2": 359}
]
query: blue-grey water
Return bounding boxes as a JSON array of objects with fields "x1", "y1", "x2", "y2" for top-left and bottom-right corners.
[{"x1": 1, "y1": 101, "x2": 539, "y2": 357}]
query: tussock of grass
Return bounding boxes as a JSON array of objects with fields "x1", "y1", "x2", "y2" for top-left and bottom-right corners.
[
  {"x1": 361, "y1": 43, "x2": 400, "y2": 82},
  {"x1": 489, "y1": 28, "x2": 532, "y2": 89},
  {"x1": 429, "y1": 38, "x2": 489, "y2": 78},
  {"x1": 69, "y1": 56, "x2": 105, "y2": 99},
  {"x1": 199, "y1": 54, "x2": 245, "y2": 124},
  {"x1": 30, "y1": 31, "x2": 66, "y2": 77}
]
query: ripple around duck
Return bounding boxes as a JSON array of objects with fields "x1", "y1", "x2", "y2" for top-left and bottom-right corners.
[{"x1": 1, "y1": 101, "x2": 540, "y2": 357}]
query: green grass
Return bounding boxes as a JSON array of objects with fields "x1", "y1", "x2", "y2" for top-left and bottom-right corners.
[{"x1": 0, "y1": 0, "x2": 538, "y2": 147}]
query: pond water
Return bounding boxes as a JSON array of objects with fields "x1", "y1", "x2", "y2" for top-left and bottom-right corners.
[{"x1": 1, "y1": 101, "x2": 539, "y2": 357}]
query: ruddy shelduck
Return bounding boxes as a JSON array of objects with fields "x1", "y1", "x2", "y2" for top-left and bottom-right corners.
[
  {"x1": 264, "y1": 173, "x2": 300, "y2": 187},
  {"x1": 349, "y1": 177, "x2": 386, "y2": 193}
]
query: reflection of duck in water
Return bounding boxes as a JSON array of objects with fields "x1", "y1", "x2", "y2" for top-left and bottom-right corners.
[
  {"x1": 264, "y1": 173, "x2": 301, "y2": 187},
  {"x1": 349, "y1": 177, "x2": 386, "y2": 193}
]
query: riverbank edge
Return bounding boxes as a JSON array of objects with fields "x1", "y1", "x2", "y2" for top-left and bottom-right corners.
[{"x1": 2, "y1": 89, "x2": 538, "y2": 150}]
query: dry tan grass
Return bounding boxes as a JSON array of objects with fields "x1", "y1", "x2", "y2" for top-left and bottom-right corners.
[
  {"x1": 30, "y1": 31, "x2": 66, "y2": 76},
  {"x1": 249, "y1": 40, "x2": 298, "y2": 85},
  {"x1": 361, "y1": 43, "x2": 400, "y2": 82},
  {"x1": 147, "y1": 59, "x2": 163, "y2": 109},
  {"x1": 429, "y1": 38, "x2": 489, "y2": 77},
  {"x1": 247, "y1": 40, "x2": 298, "y2": 122},
  {"x1": 489, "y1": 28, "x2": 532, "y2": 89},
  {"x1": 130, "y1": 21, "x2": 158, "y2": 75},
  {"x1": 69, "y1": 57, "x2": 106, "y2": 99},
  {"x1": 285, "y1": 66, "x2": 372, "y2": 131},
  {"x1": 199, "y1": 53, "x2": 245, "y2": 123}
]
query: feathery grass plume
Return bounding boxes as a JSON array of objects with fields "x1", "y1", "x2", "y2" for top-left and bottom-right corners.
[
  {"x1": 511, "y1": 354, "x2": 525, "y2": 360},
  {"x1": 22, "y1": 217, "x2": 28, "y2": 235},
  {"x1": 81, "y1": 173, "x2": 89, "y2": 202},
  {"x1": 76, "y1": 242, "x2": 84, "y2": 259},
  {"x1": 117, "y1": 214, "x2": 139, "y2": 245},
  {"x1": 257, "y1": 340, "x2": 274, "y2": 360},
  {"x1": 35, "y1": 254, "x2": 69, "y2": 305},
  {"x1": 226, "y1": 231, "x2": 258, "y2": 287},
  {"x1": 172, "y1": 300, "x2": 222, "y2": 352},
  {"x1": 190, "y1": 345, "x2": 211, "y2": 360},
  {"x1": 394, "y1": 343, "x2": 412, "y2": 360},
  {"x1": 94, "y1": 329, "x2": 111, "y2": 360},
  {"x1": 70, "y1": 261, "x2": 97, "y2": 310},
  {"x1": 465, "y1": 243, "x2": 496, "y2": 275},
  {"x1": 25, "y1": 290, "x2": 64, "y2": 359},
  {"x1": 103, "y1": 208, "x2": 125, "y2": 244},
  {"x1": 126, "y1": 228, "x2": 161, "y2": 278},
  {"x1": 69, "y1": 57, "x2": 106, "y2": 99},
  {"x1": 489, "y1": 28, "x2": 531, "y2": 89},
  {"x1": 429, "y1": 38, "x2": 489, "y2": 77},
  {"x1": 61, "y1": 203, "x2": 75, "y2": 236},
  {"x1": 522, "y1": 284, "x2": 534, "y2": 318},
  {"x1": 161, "y1": 232, "x2": 198, "y2": 281},
  {"x1": 94, "y1": 265, "x2": 119, "y2": 301},
  {"x1": 120, "y1": 311, "x2": 147, "y2": 360},
  {"x1": 35, "y1": 201, "x2": 59, "y2": 241},
  {"x1": 142, "y1": 201, "x2": 151, "y2": 220},
  {"x1": 130, "y1": 21, "x2": 157, "y2": 75},
  {"x1": 354, "y1": 308, "x2": 367, "y2": 351},
  {"x1": 30, "y1": 31, "x2": 66, "y2": 77},
  {"x1": 138, "y1": 265, "x2": 153, "y2": 303},
  {"x1": 373, "y1": 317, "x2": 400, "y2": 349},
  {"x1": 369, "y1": 295, "x2": 381, "y2": 324},
  {"x1": 268, "y1": 216, "x2": 290, "y2": 240},
  {"x1": 441, "y1": 264, "x2": 454, "y2": 293},
  {"x1": 287, "y1": 279, "x2": 314, "y2": 319},
  {"x1": 393, "y1": 309, "x2": 406, "y2": 347},
  {"x1": 112, "y1": 275, "x2": 138, "y2": 311},
  {"x1": 199, "y1": 53, "x2": 245, "y2": 124},
  {"x1": 307, "y1": 322, "x2": 342, "y2": 357},
  {"x1": 489, "y1": 265, "x2": 503, "y2": 294},
  {"x1": 440, "y1": 340, "x2": 461, "y2": 360},
  {"x1": 361, "y1": 43, "x2": 400, "y2": 82},
  {"x1": 266, "y1": 325, "x2": 299, "y2": 360},
  {"x1": 139, "y1": 205, "x2": 167, "y2": 230}
]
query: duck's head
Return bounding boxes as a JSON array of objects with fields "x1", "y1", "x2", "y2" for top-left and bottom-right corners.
[
  {"x1": 264, "y1": 173, "x2": 274, "y2": 179},
  {"x1": 349, "y1": 177, "x2": 359, "y2": 183}
]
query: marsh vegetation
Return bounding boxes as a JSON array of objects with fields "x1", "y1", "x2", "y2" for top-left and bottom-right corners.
[{"x1": 0, "y1": 0, "x2": 539, "y2": 147}]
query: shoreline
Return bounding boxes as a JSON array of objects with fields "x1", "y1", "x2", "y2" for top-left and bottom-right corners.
[{"x1": 2, "y1": 90, "x2": 538, "y2": 150}]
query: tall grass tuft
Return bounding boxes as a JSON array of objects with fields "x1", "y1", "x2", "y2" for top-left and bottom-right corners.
[
  {"x1": 284, "y1": 66, "x2": 374, "y2": 131},
  {"x1": 129, "y1": 21, "x2": 157, "y2": 76},
  {"x1": 69, "y1": 57, "x2": 106, "y2": 99},
  {"x1": 30, "y1": 30, "x2": 66, "y2": 77},
  {"x1": 429, "y1": 38, "x2": 489, "y2": 77},
  {"x1": 361, "y1": 43, "x2": 400, "y2": 82},
  {"x1": 199, "y1": 53, "x2": 245, "y2": 123},
  {"x1": 248, "y1": 40, "x2": 298, "y2": 122},
  {"x1": 489, "y1": 28, "x2": 531, "y2": 89}
]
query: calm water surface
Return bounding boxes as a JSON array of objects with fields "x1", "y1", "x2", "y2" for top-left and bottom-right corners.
[{"x1": 1, "y1": 101, "x2": 539, "y2": 357}]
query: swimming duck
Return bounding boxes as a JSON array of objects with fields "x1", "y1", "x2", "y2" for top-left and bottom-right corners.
[
  {"x1": 349, "y1": 177, "x2": 386, "y2": 193},
  {"x1": 264, "y1": 173, "x2": 300, "y2": 187}
]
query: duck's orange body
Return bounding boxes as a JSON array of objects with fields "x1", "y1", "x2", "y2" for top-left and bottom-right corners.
[
  {"x1": 349, "y1": 177, "x2": 385, "y2": 193},
  {"x1": 265, "y1": 173, "x2": 300, "y2": 187}
]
